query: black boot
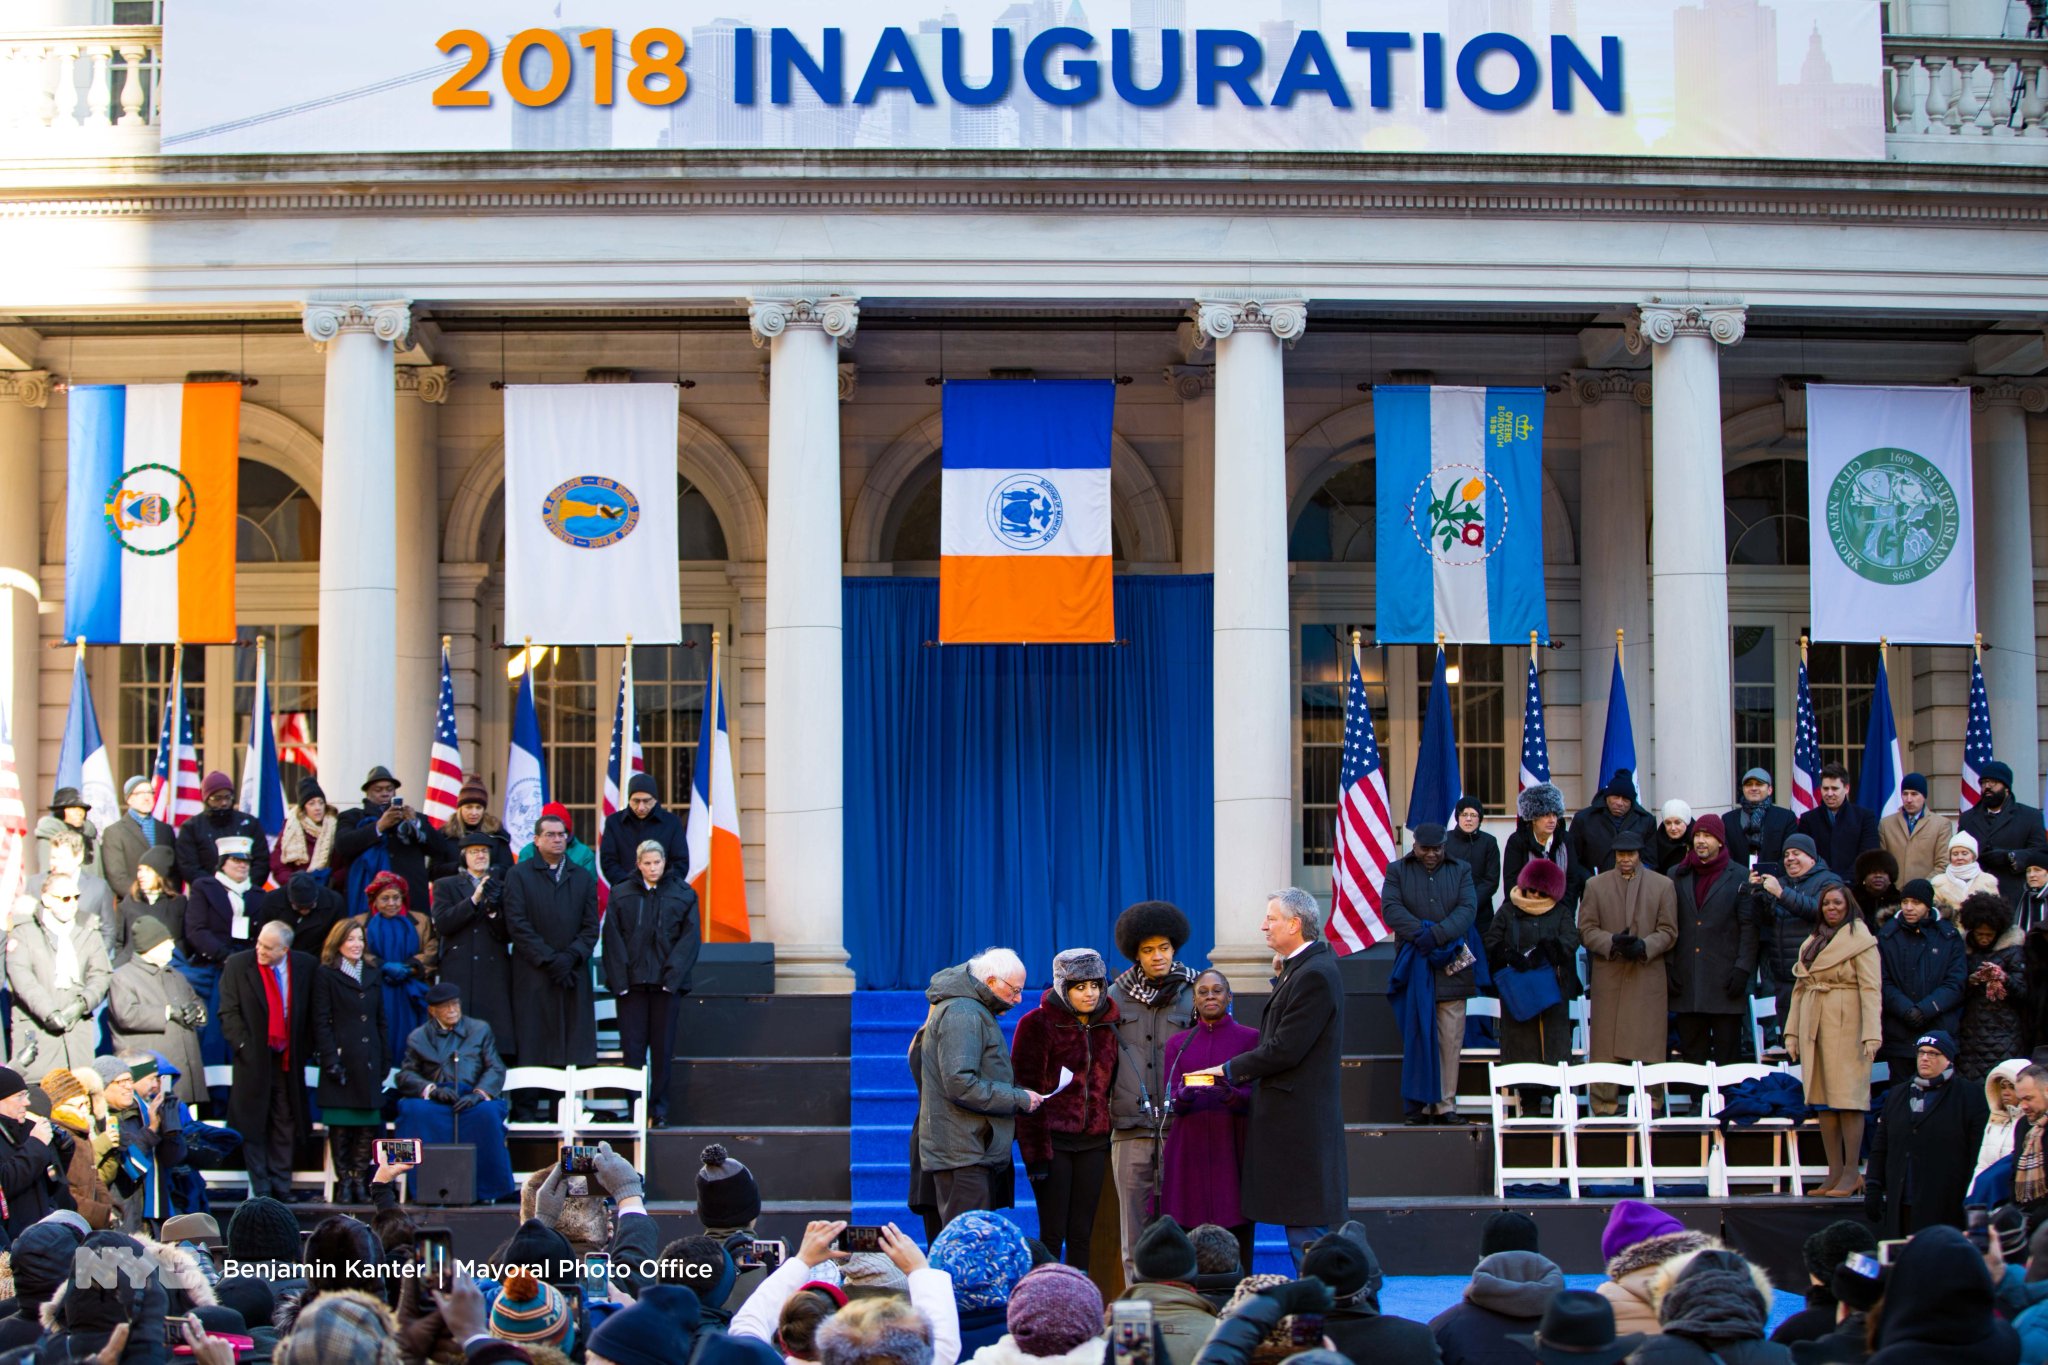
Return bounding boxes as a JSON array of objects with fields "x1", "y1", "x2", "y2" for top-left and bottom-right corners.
[
  {"x1": 349, "y1": 1127, "x2": 378, "y2": 1203},
  {"x1": 329, "y1": 1129, "x2": 354, "y2": 1203}
]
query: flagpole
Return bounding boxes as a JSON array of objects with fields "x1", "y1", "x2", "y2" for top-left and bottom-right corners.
[
  {"x1": 1975, "y1": 631, "x2": 1984, "y2": 665},
  {"x1": 707, "y1": 630, "x2": 721, "y2": 926},
  {"x1": 1615, "y1": 627, "x2": 1623, "y2": 670},
  {"x1": 1800, "y1": 633, "x2": 1809, "y2": 668},
  {"x1": 1530, "y1": 630, "x2": 1538, "y2": 678},
  {"x1": 169, "y1": 642, "x2": 184, "y2": 807}
]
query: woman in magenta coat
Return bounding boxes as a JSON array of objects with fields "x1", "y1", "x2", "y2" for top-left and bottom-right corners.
[
  {"x1": 1010, "y1": 947, "x2": 1122, "y2": 1271},
  {"x1": 1160, "y1": 968, "x2": 1261, "y2": 1272}
]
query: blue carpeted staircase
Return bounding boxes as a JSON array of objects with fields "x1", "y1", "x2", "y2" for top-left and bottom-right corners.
[{"x1": 852, "y1": 990, "x2": 1040, "y2": 1243}]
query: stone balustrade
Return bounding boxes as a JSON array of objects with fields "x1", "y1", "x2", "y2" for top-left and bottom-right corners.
[
  {"x1": 3, "y1": 25, "x2": 160, "y2": 152},
  {"x1": 1885, "y1": 34, "x2": 2048, "y2": 150}
]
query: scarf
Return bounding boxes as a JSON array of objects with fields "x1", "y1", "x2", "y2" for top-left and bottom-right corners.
[
  {"x1": 1736, "y1": 800, "x2": 1766, "y2": 842},
  {"x1": 343, "y1": 809, "x2": 396, "y2": 917},
  {"x1": 260, "y1": 958, "x2": 290, "y2": 1057},
  {"x1": 128, "y1": 810, "x2": 159, "y2": 844},
  {"x1": 1800, "y1": 916, "x2": 1847, "y2": 969},
  {"x1": 342, "y1": 957, "x2": 363, "y2": 983},
  {"x1": 366, "y1": 909, "x2": 426, "y2": 1059},
  {"x1": 277, "y1": 808, "x2": 334, "y2": 873},
  {"x1": 1944, "y1": 857, "x2": 1983, "y2": 897},
  {"x1": 1112, "y1": 960, "x2": 1198, "y2": 1009},
  {"x1": 2019, "y1": 1121, "x2": 2048, "y2": 1206},
  {"x1": 216, "y1": 870, "x2": 250, "y2": 908},
  {"x1": 1909, "y1": 1068, "x2": 1952, "y2": 1114},
  {"x1": 1677, "y1": 844, "x2": 1732, "y2": 907},
  {"x1": 41, "y1": 910, "x2": 79, "y2": 991}
]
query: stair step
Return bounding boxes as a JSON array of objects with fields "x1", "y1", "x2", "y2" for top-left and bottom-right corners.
[
  {"x1": 665, "y1": 1059, "x2": 850, "y2": 1126},
  {"x1": 644, "y1": 1126, "x2": 851, "y2": 1202}
]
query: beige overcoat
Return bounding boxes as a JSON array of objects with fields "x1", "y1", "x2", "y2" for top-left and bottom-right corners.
[
  {"x1": 1785, "y1": 917, "x2": 1882, "y2": 1110},
  {"x1": 1578, "y1": 866, "x2": 1680, "y2": 1062}
]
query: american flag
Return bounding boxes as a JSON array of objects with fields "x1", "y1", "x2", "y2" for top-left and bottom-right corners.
[
  {"x1": 1962, "y1": 655, "x2": 1995, "y2": 814},
  {"x1": 601, "y1": 651, "x2": 644, "y2": 822},
  {"x1": 0, "y1": 699, "x2": 29, "y2": 913},
  {"x1": 420, "y1": 643, "x2": 465, "y2": 826},
  {"x1": 1518, "y1": 656, "x2": 1551, "y2": 793},
  {"x1": 1330, "y1": 649, "x2": 1395, "y2": 954},
  {"x1": 276, "y1": 712, "x2": 318, "y2": 773},
  {"x1": 150, "y1": 689, "x2": 202, "y2": 827},
  {"x1": 1791, "y1": 656, "x2": 1821, "y2": 818}
]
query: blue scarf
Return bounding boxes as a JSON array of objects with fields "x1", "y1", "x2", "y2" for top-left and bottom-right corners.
[
  {"x1": 343, "y1": 808, "x2": 396, "y2": 919},
  {"x1": 129, "y1": 809, "x2": 159, "y2": 845},
  {"x1": 1387, "y1": 923, "x2": 1493, "y2": 1109},
  {"x1": 365, "y1": 910, "x2": 425, "y2": 1060}
]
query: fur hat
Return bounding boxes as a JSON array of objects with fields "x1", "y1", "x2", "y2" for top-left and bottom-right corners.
[
  {"x1": 1006, "y1": 1264, "x2": 1104, "y2": 1358},
  {"x1": 1854, "y1": 849, "x2": 1900, "y2": 886},
  {"x1": 1115, "y1": 900, "x2": 1190, "y2": 960},
  {"x1": 1517, "y1": 782, "x2": 1565, "y2": 823},
  {"x1": 38, "y1": 1067, "x2": 85, "y2": 1108},
  {"x1": 1052, "y1": 949, "x2": 1108, "y2": 998},
  {"x1": 1802, "y1": 1221, "x2": 1878, "y2": 1296},
  {"x1": 1514, "y1": 858, "x2": 1567, "y2": 905}
]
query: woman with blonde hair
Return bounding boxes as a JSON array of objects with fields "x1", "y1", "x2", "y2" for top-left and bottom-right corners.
[{"x1": 1786, "y1": 883, "x2": 1882, "y2": 1198}]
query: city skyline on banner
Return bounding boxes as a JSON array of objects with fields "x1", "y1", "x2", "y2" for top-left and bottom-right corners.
[{"x1": 163, "y1": 0, "x2": 1880, "y2": 159}]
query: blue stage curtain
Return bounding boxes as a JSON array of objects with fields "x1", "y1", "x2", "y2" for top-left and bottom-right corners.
[{"x1": 844, "y1": 576, "x2": 1215, "y2": 989}]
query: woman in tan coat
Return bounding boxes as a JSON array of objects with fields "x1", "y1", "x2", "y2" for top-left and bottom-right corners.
[{"x1": 1785, "y1": 883, "x2": 1881, "y2": 1198}]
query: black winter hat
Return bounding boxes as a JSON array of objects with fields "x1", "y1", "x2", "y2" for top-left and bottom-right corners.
[
  {"x1": 1453, "y1": 795, "x2": 1483, "y2": 818},
  {"x1": 139, "y1": 845, "x2": 175, "y2": 879},
  {"x1": 1875, "y1": 1224, "x2": 2016, "y2": 1353},
  {"x1": 227, "y1": 1195, "x2": 303, "y2": 1268},
  {"x1": 1599, "y1": 769, "x2": 1638, "y2": 801},
  {"x1": 1829, "y1": 1256, "x2": 1884, "y2": 1315},
  {"x1": 297, "y1": 777, "x2": 325, "y2": 804},
  {"x1": 1802, "y1": 1221, "x2": 1877, "y2": 1296},
  {"x1": 1900, "y1": 879, "x2": 1936, "y2": 908},
  {"x1": 695, "y1": 1144, "x2": 761, "y2": 1229},
  {"x1": 10, "y1": 1220, "x2": 87, "y2": 1302},
  {"x1": 501, "y1": 1218, "x2": 576, "y2": 1273},
  {"x1": 1300, "y1": 1231, "x2": 1370, "y2": 1298},
  {"x1": 0, "y1": 1067, "x2": 27, "y2": 1103},
  {"x1": 63, "y1": 1232, "x2": 151, "y2": 1329},
  {"x1": 213, "y1": 1275, "x2": 275, "y2": 1332},
  {"x1": 1115, "y1": 900, "x2": 1190, "y2": 960},
  {"x1": 627, "y1": 773, "x2": 658, "y2": 800},
  {"x1": 1481, "y1": 1211, "x2": 1541, "y2": 1257},
  {"x1": 1132, "y1": 1217, "x2": 1197, "y2": 1284},
  {"x1": 287, "y1": 872, "x2": 322, "y2": 909}
]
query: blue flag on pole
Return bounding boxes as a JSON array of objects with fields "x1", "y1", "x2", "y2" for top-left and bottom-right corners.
[
  {"x1": 56, "y1": 650, "x2": 117, "y2": 832},
  {"x1": 1858, "y1": 652, "x2": 1903, "y2": 819},
  {"x1": 238, "y1": 641, "x2": 286, "y2": 842},
  {"x1": 1407, "y1": 647, "x2": 1463, "y2": 832},
  {"x1": 1597, "y1": 646, "x2": 1638, "y2": 799},
  {"x1": 503, "y1": 666, "x2": 550, "y2": 843}
]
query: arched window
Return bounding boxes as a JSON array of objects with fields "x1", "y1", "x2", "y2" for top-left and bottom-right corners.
[
  {"x1": 1725, "y1": 458, "x2": 1809, "y2": 566},
  {"x1": 1290, "y1": 461, "x2": 1373, "y2": 562},
  {"x1": 237, "y1": 458, "x2": 319, "y2": 562}
]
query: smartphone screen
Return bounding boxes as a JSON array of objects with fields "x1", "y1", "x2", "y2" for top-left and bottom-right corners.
[
  {"x1": 416, "y1": 1228, "x2": 456, "y2": 1293},
  {"x1": 835, "y1": 1226, "x2": 884, "y2": 1254}
]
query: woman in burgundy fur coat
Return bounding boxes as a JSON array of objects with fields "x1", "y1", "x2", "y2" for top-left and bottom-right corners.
[{"x1": 1010, "y1": 946, "x2": 1122, "y2": 1270}]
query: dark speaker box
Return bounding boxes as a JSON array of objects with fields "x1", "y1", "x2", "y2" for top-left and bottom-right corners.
[{"x1": 411, "y1": 1145, "x2": 476, "y2": 1207}]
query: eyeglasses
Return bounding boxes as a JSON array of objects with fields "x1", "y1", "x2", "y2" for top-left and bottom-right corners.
[{"x1": 47, "y1": 894, "x2": 78, "y2": 903}]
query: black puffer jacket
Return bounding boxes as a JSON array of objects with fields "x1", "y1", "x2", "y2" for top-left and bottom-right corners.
[{"x1": 1960, "y1": 926, "x2": 2028, "y2": 1084}]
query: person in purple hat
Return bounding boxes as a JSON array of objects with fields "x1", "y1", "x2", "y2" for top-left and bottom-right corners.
[{"x1": 1595, "y1": 1201, "x2": 1716, "y2": 1338}]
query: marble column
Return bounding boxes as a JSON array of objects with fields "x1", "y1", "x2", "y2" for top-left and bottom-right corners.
[
  {"x1": 304, "y1": 300, "x2": 410, "y2": 799},
  {"x1": 751, "y1": 295, "x2": 858, "y2": 993},
  {"x1": 1972, "y1": 378, "x2": 2045, "y2": 796},
  {"x1": 0, "y1": 370, "x2": 47, "y2": 808},
  {"x1": 1627, "y1": 302, "x2": 1745, "y2": 815},
  {"x1": 1571, "y1": 369, "x2": 1653, "y2": 797},
  {"x1": 1190, "y1": 296, "x2": 1306, "y2": 990},
  {"x1": 1166, "y1": 363, "x2": 1217, "y2": 574},
  {"x1": 393, "y1": 365, "x2": 450, "y2": 793}
]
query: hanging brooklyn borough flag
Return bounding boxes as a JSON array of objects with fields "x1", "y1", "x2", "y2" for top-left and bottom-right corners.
[
  {"x1": 1374, "y1": 385, "x2": 1548, "y2": 643},
  {"x1": 504, "y1": 384, "x2": 681, "y2": 644},
  {"x1": 939, "y1": 379, "x2": 1114, "y2": 644},
  {"x1": 1807, "y1": 385, "x2": 1973, "y2": 644}
]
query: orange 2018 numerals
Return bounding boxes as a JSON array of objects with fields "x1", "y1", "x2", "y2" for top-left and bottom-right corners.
[{"x1": 432, "y1": 27, "x2": 686, "y2": 108}]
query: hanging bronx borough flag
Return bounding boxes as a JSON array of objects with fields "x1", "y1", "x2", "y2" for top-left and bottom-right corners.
[
  {"x1": 939, "y1": 380, "x2": 1115, "y2": 644},
  {"x1": 65, "y1": 382, "x2": 239, "y2": 643},
  {"x1": 1374, "y1": 386, "x2": 1548, "y2": 644},
  {"x1": 1807, "y1": 384, "x2": 1974, "y2": 645}
]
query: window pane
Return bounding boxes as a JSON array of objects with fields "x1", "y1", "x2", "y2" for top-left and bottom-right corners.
[
  {"x1": 1413, "y1": 644, "x2": 1507, "y2": 815},
  {"x1": 1299, "y1": 624, "x2": 1388, "y2": 868},
  {"x1": 631, "y1": 630, "x2": 714, "y2": 821},
  {"x1": 1725, "y1": 460, "x2": 1810, "y2": 566},
  {"x1": 1731, "y1": 625, "x2": 1776, "y2": 782},
  {"x1": 1289, "y1": 462, "x2": 1374, "y2": 563},
  {"x1": 1803, "y1": 638, "x2": 1878, "y2": 790},
  {"x1": 519, "y1": 648, "x2": 600, "y2": 845},
  {"x1": 115, "y1": 645, "x2": 205, "y2": 791}
]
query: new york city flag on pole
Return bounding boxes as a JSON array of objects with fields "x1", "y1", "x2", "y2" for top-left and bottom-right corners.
[
  {"x1": 1374, "y1": 386, "x2": 1548, "y2": 644},
  {"x1": 939, "y1": 380, "x2": 1115, "y2": 644}
]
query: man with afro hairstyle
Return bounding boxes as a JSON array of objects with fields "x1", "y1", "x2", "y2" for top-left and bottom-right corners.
[{"x1": 1106, "y1": 899, "x2": 1199, "y2": 1282}]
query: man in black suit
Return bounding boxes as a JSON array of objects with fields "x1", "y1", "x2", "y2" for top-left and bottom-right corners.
[
  {"x1": 218, "y1": 920, "x2": 316, "y2": 1201},
  {"x1": 1188, "y1": 887, "x2": 1347, "y2": 1270},
  {"x1": 1795, "y1": 762, "x2": 1879, "y2": 877},
  {"x1": 1723, "y1": 767, "x2": 1796, "y2": 870},
  {"x1": 1960, "y1": 759, "x2": 2048, "y2": 906}
]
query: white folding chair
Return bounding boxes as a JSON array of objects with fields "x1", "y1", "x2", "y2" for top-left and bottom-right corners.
[
  {"x1": 1456, "y1": 997, "x2": 1502, "y2": 1113},
  {"x1": 1561, "y1": 1061, "x2": 1648, "y2": 1197},
  {"x1": 1710, "y1": 1062, "x2": 1809, "y2": 1195},
  {"x1": 1639, "y1": 1061, "x2": 1722, "y2": 1197},
  {"x1": 503, "y1": 1065, "x2": 575, "y2": 1138},
  {"x1": 1488, "y1": 1061, "x2": 1572, "y2": 1197},
  {"x1": 1568, "y1": 997, "x2": 1590, "y2": 1058},
  {"x1": 1749, "y1": 995, "x2": 1779, "y2": 1062},
  {"x1": 564, "y1": 1063, "x2": 651, "y2": 1160}
]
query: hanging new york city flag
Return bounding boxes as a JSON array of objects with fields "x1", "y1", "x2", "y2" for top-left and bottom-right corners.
[
  {"x1": 65, "y1": 382, "x2": 240, "y2": 643},
  {"x1": 939, "y1": 379, "x2": 1114, "y2": 644},
  {"x1": 1374, "y1": 385, "x2": 1548, "y2": 644}
]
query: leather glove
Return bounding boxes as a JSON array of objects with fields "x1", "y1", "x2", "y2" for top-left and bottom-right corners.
[
  {"x1": 548, "y1": 958, "x2": 578, "y2": 988},
  {"x1": 1724, "y1": 970, "x2": 1749, "y2": 999},
  {"x1": 1610, "y1": 933, "x2": 1638, "y2": 958},
  {"x1": 1261, "y1": 1278, "x2": 1335, "y2": 1318},
  {"x1": 49, "y1": 1007, "x2": 78, "y2": 1033},
  {"x1": 183, "y1": 1002, "x2": 208, "y2": 1029},
  {"x1": 1627, "y1": 939, "x2": 1651, "y2": 962},
  {"x1": 592, "y1": 1141, "x2": 645, "y2": 1201},
  {"x1": 1907, "y1": 1006, "x2": 1926, "y2": 1026},
  {"x1": 329, "y1": 1055, "x2": 350, "y2": 1089},
  {"x1": 451, "y1": 1093, "x2": 481, "y2": 1115},
  {"x1": 381, "y1": 961, "x2": 413, "y2": 986},
  {"x1": 533, "y1": 1162, "x2": 569, "y2": 1227},
  {"x1": 429, "y1": 1084, "x2": 456, "y2": 1105}
]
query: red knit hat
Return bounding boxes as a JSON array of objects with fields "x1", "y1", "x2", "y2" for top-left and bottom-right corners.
[{"x1": 364, "y1": 870, "x2": 410, "y2": 908}]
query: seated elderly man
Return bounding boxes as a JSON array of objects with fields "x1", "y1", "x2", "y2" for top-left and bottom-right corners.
[{"x1": 395, "y1": 981, "x2": 513, "y2": 1204}]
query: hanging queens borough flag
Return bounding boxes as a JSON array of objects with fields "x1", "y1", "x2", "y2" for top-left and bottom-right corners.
[
  {"x1": 65, "y1": 383, "x2": 240, "y2": 644},
  {"x1": 939, "y1": 380, "x2": 1115, "y2": 644},
  {"x1": 1374, "y1": 385, "x2": 1548, "y2": 644}
]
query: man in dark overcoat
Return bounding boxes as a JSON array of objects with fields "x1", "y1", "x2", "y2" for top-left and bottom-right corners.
[
  {"x1": 1666, "y1": 813, "x2": 1759, "y2": 1068},
  {"x1": 1379, "y1": 824, "x2": 1480, "y2": 1124},
  {"x1": 218, "y1": 920, "x2": 316, "y2": 1200},
  {"x1": 1193, "y1": 887, "x2": 1346, "y2": 1270},
  {"x1": 1865, "y1": 1030, "x2": 1990, "y2": 1237},
  {"x1": 598, "y1": 774, "x2": 689, "y2": 888},
  {"x1": 431, "y1": 833, "x2": 516, "y2": 1058},
  {"x1": 332, "y1": 766, "x2": 452, "y2": 920},
  {"x1": 504, "y1": 811, "x2": 600, "y2": 1069},
  {"x1": 1959, "y1": 759, "x2": 2048, "y2": 906}
]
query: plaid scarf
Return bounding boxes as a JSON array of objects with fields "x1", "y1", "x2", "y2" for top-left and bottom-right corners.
[
  {"x1": 2019, "y1": 1121, "x2": 2047, "y2": 1207},
  {"x1": 1113, "y1": 960, "x2": 1199, "y2": 1009}
]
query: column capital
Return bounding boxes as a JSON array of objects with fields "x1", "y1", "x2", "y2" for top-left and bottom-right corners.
[
  {"x1": 1568, "y1": 368, "x2": 1651, "y2": 408},
  {"x1": 747, "y1": 295, "x2": 860, "y2": 349},
  {"x1": 0, "y1": 371, "x2": 51, "y2": 409},
  {"x1": 1187, "y1": 297, "x2": 1307, "y2": 347},
  {"x1": 1163, "y1": 363, "x2": 1216, "y2": 401},
  {"x1": 1625, "y1": 301, "x2": 1746, "y2": 353},
  {"x1": 303, "y1": 299, "x2": 414, "y2": 347},
  {"x1": 1968, "y1": 377, "x2": 2048, "y2": 413},
  {"x1": 396, "y1": 364, "x2": 453, "y2": 404}
]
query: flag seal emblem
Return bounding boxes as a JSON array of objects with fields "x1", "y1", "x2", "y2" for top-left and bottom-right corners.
[
  {"x1": 540, "y1": 475, "x2": 641, "y2": 549},
  {"x1": 1824, "y1": 448, "x2": 1959, "y2": 586},
  {"x1": 101, "y1": 464, "x2": 197, "y2": 556},
  {"x1": 503, "y1": 775, "x2": 544, "y2": 844},
  {"x1": 1407, "y1": 465, "x2": 1509, "y2": 564},
  {"x1": 985, "y1": 474, "x2": 1065, "y2": 550}
]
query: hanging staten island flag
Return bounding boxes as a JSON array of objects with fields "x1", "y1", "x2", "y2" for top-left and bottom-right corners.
[
  {"x1": 1807, "y1": 384, "x2": 1974, "y2": 645},
  {"x1": 939, "y1": 380, "x2": 1115, "y2": 644},
  {"x1": 65, "y1": 382, "x2": 240, "y2": 643},
  {"x1": 1375, "y1": 386, "x2": 1548, "y2": 644}
]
